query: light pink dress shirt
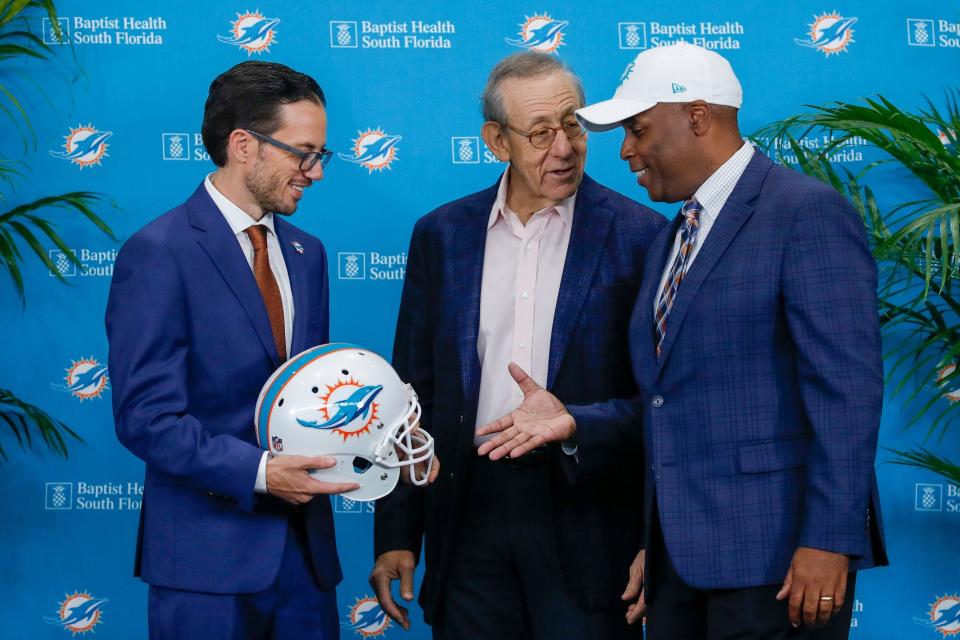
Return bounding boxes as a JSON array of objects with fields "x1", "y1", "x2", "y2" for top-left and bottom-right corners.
[{"x1": 474, "y1": 170, "x2": 576, "y2": 444}]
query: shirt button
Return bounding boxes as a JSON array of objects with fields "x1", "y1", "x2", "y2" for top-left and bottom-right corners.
[
  {"x1": 651, "y1": 395, "x2": 664, "y2": 408},
  {"x1": 521, "y1": 292, "x2": 529, "y2": 299},
  {"x1": 519, "y1": 341, "x2": 527, "y2": 349}
]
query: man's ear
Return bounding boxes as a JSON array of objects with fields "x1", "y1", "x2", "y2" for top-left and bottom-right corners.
[
  {"x1": 687, "y1": 101, "x2": 712, "y2": 137},
  {"x1": 225, "y1": 128, "x2": 255, "y2": 165},
  {"x1": 481, "y1": 121, "x2": 511, "y2": 163}
]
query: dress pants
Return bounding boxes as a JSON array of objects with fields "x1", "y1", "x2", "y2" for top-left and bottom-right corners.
[
  {"x1": 645, "y1": 499, "x2": 856, "y2": 640},
  {"x1": 434, "y1": 454, "x2": 641, "y2": 640},
  {"x1": 147, "y1": 511, "x2": 339, "y2": 640}
]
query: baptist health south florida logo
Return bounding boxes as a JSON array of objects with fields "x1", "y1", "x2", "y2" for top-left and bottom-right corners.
[
  {"x1": 616, "y1": 20, "x2": 744, "y2": 50},
  {"x1": 907, "y1": 18, "x2": 960, "y2": 48},
  {"x1": 342, "y1": 595, "x2": 391, "y2": 637},
  {"x1": 44, "y1": 591, "x2": 108, "y2": 635},
  {"x1": 335, "y1": 495, "x2": 375, "y2": 514},
  {"x1": 506, "y1": 13, "x2": 568, "y2": 53},
  {"x1": 450, "y1": 137, "x2": 502, "y2": 165},
  {"x1": 916, "y1": 595, "x2": 960, "y2": 636},
  {"x1": 795, "y1": 12, "x2": 857, "y2": 56},
  {"x1": 42, "y1": 15, "x2": 166, "y2": 46},
  {"x1": 339, "y1": 128, "x2": 401, "y2": 173},
  {"x1": 50, "y1": 124, "x2": 112, "y2": 169},
  {"x1": 218, "y1": 10, "x2": 280, "y2": 55},
  {"x1": 338, "y1": 251, "x2": 406, "y2": 281},
  {"x1": 48, "y1": 247, "x2": 117, "y2": 278},
  {"x1": 329, "y1": 19, "x2": 455, "y2": 49},
  {"x1": 52, "y1": 357, "x2": 109, "y2": 401}
]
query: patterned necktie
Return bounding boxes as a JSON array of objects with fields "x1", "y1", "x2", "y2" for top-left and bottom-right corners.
[
  {"x1": 654, "y1": 198, "x2": 702, "y2": 358},
  {"x1": 244, "y1": 224, "x2": 286, "y2": 361}
]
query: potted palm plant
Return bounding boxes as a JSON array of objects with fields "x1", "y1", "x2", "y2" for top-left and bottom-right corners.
[{"x1": 755, "y1": 91, "x2": 960, "y2": 485}]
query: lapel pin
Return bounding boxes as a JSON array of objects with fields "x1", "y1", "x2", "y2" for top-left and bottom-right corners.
[{"x1": 291, "y1": 240, "x2": 304, "y2": 254}]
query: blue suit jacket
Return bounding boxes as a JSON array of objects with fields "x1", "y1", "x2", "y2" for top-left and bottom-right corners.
[
  {"x1": 626, "y1": 152, "x2": 887, "y2": 589},
  {"x1": 373, "y1": 173, "x2": 665, "y2": 621},
  {"x1": 106, "y1": 184, "x2": 341, "y2": 594}
]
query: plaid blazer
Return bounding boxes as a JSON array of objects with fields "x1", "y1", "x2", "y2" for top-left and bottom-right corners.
[
  {"x1": 628, "y1": 151, "x2": 888, "y2": 589},
  {"x1": 374, "y1": 173, "x2": 665, "y2": 621}
]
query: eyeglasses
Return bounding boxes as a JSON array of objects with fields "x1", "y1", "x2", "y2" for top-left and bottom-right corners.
[
  {"x1": 502, "y1": 120, "x2": 586, "y2": 149},
  {"x1": 244, "y1": 129, "x2": 333, "y2": 171}
]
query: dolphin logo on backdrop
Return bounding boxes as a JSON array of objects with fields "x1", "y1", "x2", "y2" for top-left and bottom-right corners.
[
  {"x1": 915, "y1": 594, "x2": 960, "y2": 636},
  {"x1": 51, "y1": 357, "x2": 110, "y2": 401},
  {"x1": 297, "y1": 381, "x2": 382, "y2": 441},
  {"x1": 342, "y1": 595, "x2": 391, "y2": 637},
  {"x1": 218, "y1": 10, "x2": 280, "y2": 55},
  {"x1": 506, "y1": 13, "x2": 568, "y2": 53},
  {"x1": 794, "y1": 12, "x2": 857, "y2": 56},
  {"x1": 49, "y1": 125, "x2": 112, "y2": 168},
  {"x1": 44, "y1": 591, "x2": 108, "y2": 634},
  {"x1": 338, "y1": 128, "x2": 402, "y2": 173}
]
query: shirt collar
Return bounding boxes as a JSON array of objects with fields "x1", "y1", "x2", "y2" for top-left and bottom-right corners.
[
  {"x1": 691, "y1": 141, "x2": 755, "y2": 222},
  {"x1": 487, "y1": 168, "x2": 576, "y2": 230},
  {"x1": 204, "y1": 173, "x2": 277, "y2": 238}
]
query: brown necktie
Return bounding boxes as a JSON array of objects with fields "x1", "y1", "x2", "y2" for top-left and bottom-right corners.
[{"x1": 244, "y1": 224, "x2": 286, "y2": 361}]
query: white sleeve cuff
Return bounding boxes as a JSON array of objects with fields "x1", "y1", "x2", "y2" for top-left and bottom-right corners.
[{"x1": 254, "y1": 451, "x2": 269, "y2": 494}]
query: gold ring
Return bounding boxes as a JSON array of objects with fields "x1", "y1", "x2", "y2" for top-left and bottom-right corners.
[{"x1": 819, "y1": 596, "x2": 835, "y2": 601}]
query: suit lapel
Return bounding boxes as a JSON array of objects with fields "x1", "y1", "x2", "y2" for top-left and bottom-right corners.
[
  {"x1": 547, "y1": 175, "x2": 613, "y2": 390},
  {"x1": 455, "y1": 183, "x2": 498, "y2": 405},
  {"x1": 654, "y1": 152, "x2": 773, "y2": 371},
  {"x1": 275, "y1": 219, "x2": 308, "y2": 356},
  {"x1": 634, "y1": 214, "x2": 682, "y2": 389},
  {"x1": 189, "y1": 184, "x2": 282, "y2": 367}
]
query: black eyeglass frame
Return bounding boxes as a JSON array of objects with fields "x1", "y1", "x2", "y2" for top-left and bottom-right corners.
[
  {"x1": 501, "y1": 120, "x2": 587, "y2": 150},
  {"x1": 244, "y1": 129, "x2": 333, "y2": 170}
]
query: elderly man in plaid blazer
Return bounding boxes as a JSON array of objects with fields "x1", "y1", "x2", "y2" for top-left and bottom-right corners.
[{"x1": 478, "y1": 42, "x2": 887, "y2": 639}]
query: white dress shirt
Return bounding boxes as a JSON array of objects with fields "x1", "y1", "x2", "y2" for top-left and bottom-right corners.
[
  {"x1": 204, "y1": 175, "x2": 295, "y2": 493},
  {"x1": 654, "y1": 141, "x2": 755, "y2": 311},
  {"x1": 474, "y1": 169, "x2": 576, "y2": 444}
]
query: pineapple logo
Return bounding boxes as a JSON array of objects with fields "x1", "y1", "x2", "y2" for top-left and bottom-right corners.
[
  {"x1": 330, "y1": 21, "x2": 358, "y2": 48},
  {"x1": 618, "y1": 22, "x2": 647, "y2": 50}
]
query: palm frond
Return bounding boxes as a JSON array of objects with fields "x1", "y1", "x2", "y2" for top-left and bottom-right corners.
[
  {"x1": 887, "y1": 446, "x2": 960, "y2": 485},
  {"x1": 0, "y1": 386, "x2": 82, "y2": 462},
  {"x1": 0, "y1": 191, "x2": 116, "y2": 303}
]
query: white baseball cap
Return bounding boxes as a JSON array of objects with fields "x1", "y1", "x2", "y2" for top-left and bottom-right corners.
[{"x1": 576, "y1": 41, "x2": 742, "y2": 132}]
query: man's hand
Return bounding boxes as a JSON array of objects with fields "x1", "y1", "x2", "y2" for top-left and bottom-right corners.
[
  {"x1": 622, "y1": 548, "x2": 646, "y2": 624},
  {"x1": 475, "y1": 363, "x2": 575, "y2": 460},
  {"x1": 400, "y1": 454, "x2": 440, "y2": 486},
  {"x1": 776, "y1": 546, "x2": 849, "y2": 628},
  {"x1": 369, "y1": 550, "x2": 417, "y2": 630},
  {"x1": 265, "y1": 455, "x2": 359, "y2": 504}
]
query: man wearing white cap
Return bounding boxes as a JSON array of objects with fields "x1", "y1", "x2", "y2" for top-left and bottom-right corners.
[{"x1": 477, "y1": 42, "x2": 887, "y2": 638}]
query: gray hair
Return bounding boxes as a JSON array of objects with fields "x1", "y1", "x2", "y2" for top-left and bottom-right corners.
[{"x1": 481, "y1": 52, "x2": 585, "y2": 124}]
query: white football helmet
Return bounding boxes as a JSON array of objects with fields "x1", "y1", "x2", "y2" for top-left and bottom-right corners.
[{"x1": 255, "y1": 343, "x2": 434, "y2": 501}]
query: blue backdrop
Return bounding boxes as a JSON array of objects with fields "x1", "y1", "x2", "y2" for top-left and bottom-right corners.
[{"x1": 1, "y1": 1, "x2": 959, "y2": 638}]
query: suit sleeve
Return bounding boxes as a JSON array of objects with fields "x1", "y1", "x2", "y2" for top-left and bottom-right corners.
[
  {"x1": 782, "y1": 189, "x2": 883, "y2": 557},
  {"x1": 106, "y1": 236, "x2": 262, "y2": 511},
  {"x1": 374, "y1": 221, "x2": 432, "y2": 560},
  {"x1": 563, "y1": 398, "x2": 644, "y2": 482}
]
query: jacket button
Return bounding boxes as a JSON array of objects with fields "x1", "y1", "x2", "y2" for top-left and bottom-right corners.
[{"x1": 651, "y1": 395, "x2": 664, "y2": 408}]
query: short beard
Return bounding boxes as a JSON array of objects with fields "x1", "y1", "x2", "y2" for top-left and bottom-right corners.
[{"x1": 245, "y1": 148, "x2": 294, "y2": 216}]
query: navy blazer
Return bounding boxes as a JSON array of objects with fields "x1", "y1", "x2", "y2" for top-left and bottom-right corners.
[
  {"x1": 588, "y1": 152, "x2": 888, "y2": 590},
  {"x1": 374, "y1": 173, "x2": 665, "y2": 621},
  {"x1": 106, "y1": 184, "x2": 341, "y2": 593}
]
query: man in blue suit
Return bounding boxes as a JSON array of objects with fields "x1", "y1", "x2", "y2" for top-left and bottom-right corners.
[
  {"x1": 369, "y1": 52, "x2": 665, "y2": 639},
  {"x1": 106, "y1": 61, "x2": 357, "y2": 640},
  {"x1": 478, "y1": 43, "x2": 887, "y2": 638}
]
